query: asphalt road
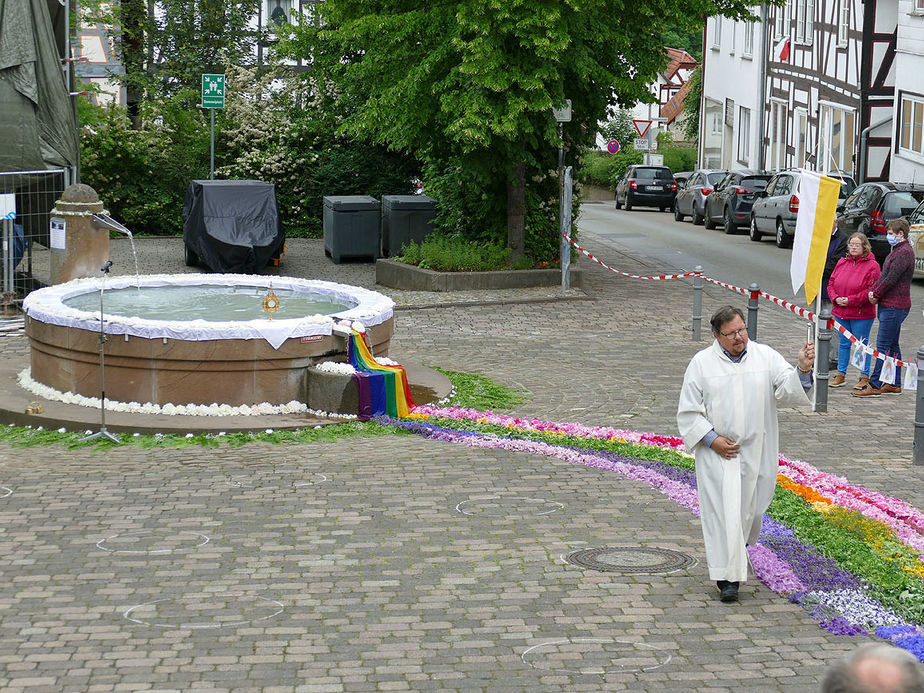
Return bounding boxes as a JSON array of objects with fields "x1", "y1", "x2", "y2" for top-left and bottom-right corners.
[{"x1": 577, "y1": 201, "x2": 924, "y2": 308}]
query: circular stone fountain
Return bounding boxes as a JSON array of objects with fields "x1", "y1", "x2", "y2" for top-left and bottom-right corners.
[{"x1": 23, "y1": 274, "x2": 395, "y2": 407}]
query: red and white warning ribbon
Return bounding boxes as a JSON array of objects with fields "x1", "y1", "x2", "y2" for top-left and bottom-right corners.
[
  {"x1": 564, "y1": 232, "x2": 914, "y2": 369},
  {"x1": 564, "y1": 234, "x2": 698, "y2": 280}
]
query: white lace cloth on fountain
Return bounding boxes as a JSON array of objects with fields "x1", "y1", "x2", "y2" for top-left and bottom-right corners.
[{"x1": 22, "y1": 273, "x2": 395, "y2": 350}]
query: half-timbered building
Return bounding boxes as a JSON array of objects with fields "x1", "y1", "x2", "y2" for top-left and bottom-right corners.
[{"x1": 763, "y1": 0, "x2": 863, "y2": 176}]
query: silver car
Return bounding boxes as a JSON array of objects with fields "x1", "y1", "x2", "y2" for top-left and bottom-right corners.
[{"x1": 672, "y1": 169, "x2": 728, "y2": 225}]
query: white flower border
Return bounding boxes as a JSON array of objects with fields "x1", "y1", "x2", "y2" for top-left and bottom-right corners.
[
  {"x1": 21, "y1": 274, "x2": 394, "y2": 350},
  {"x1": 17, "y1": 369, "x2": 357, "y2": 420}
]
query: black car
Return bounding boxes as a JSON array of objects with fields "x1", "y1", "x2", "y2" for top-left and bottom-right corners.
[
  {"x1": 704, "y1": 170, "x2": 773, "y2": 234},
  {"x1": 672, "y1": 168, "x2": 728, "y2": 224},
  {"x1": 836, "y1": 182, "x2": 924, "y2": 265},
  {"x1": 749, "y1": 170, "x2": 857, "y2": 248},
  {"x1": 615, "y1": 165, "x2": 677, "y2": 211}
]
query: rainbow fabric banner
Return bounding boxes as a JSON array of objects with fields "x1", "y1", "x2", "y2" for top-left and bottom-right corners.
[{"x1": 348, "y1": 330, "x2": 414, "y2": 418}]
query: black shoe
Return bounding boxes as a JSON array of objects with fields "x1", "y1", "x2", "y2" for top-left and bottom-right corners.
[{"x1": 718, "y1": 581, "x2": 739, "y2": 603}]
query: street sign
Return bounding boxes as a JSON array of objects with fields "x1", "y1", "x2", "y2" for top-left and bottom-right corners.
[
  {"x1": 201, "y1": 74, "x2": 225, "y2": 109},
  {"x1": 632, "y1": 119, "x2": 652, "y2": 137},
  {"x1": 633, "y1": 138, "x2": 649, "y2": 151},
  {"x1": 0, "y1": 194, "x2": 15, "y2": 220},
  {"x1": 553, "y1": 99, "x2": 572, "y2": 122},
  {"x1": 606, "y1": 139, "x2": 620, "y2": 154}
]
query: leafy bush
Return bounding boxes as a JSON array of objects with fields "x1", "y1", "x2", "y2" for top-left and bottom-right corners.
[
  {"x1": 80, "y1": 97, "x2": 209, "y2": 236},
  {"x1": 396, "y1": 234, "x2": 534, "y2": 271},
  {"x1": 576, "y1": 149, "x2": 642, "y2": 189}
]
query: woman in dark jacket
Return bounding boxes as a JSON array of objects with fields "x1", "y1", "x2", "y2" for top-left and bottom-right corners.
[
  {"x1": 827, "y1": 233, "x2": 880, "y2": 390},
  {"x1": 853, "y1": 218, "x2": 915, "y2": 397}
]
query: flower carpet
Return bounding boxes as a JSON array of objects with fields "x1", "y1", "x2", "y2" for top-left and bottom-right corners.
[{"x1": 382, "y1": 404, "x2": 924, "y2": 661}]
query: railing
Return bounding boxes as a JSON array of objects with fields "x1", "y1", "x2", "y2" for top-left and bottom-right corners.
[{"x1": 0, "y1": 169, "x2": 71, "y2": 306}]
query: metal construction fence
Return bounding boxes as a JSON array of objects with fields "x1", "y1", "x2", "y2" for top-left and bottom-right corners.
[{"x1": 0, "y1": 169, "x2": 71, "y2": 306}]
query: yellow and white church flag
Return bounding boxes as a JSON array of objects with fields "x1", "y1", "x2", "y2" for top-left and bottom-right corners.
[{"x1": 791, "y1": 169, "x2": 841, "y2": 305}]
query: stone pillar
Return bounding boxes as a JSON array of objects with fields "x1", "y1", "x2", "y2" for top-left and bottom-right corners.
[{"x1": 49, "y1": 184, "x2": 111, "y2": 284}]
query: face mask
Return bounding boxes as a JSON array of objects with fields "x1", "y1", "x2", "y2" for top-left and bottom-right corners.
[{"x1": 886, "y1": 233, "x2": 902, "y2": 246}]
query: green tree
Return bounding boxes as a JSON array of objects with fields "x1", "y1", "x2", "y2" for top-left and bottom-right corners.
[
  {"x1": 111, "y1": 0, "x2": 262, "y2": 112},
  {"x1": 288, "y1": 0, "x2": 769, "y2": 262},
  {"x1": 680, "y1": 66, "x2": 703, "y2": 144}
]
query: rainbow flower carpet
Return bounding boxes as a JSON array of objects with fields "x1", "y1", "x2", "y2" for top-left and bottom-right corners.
[{"x1": 380, "y1": 404, "x2": 924, "y2": 661}]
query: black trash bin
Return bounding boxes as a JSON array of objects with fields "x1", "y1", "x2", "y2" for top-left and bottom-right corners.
[
  {"x1": 381, "y1": 194, "x2": 437, "y2": 257},
  {"x1": 322, "y1": 195, "x2": 381, "y2": 264}
]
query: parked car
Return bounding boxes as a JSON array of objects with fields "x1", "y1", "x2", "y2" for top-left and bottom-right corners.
[
  {"x1": 673, "y1": 171, "x2": 694, "y2": 190},
  {"x1": 909, "y1": 200, "x2": 924, "y2": 279},
  {"x1": 749, "y1": 170, "x2": 857, "y2": 248},
  {"x1": 703, "y1": 170, "x2": 773, "y2": 234},
  {"x1": 615, "y1": 165, "x2": 677, "y2": 211},
  {"x1": 672, "y1": 169, "x2": 728, "y2": 224},
  {"x1": 835, "y1": 182, "x2": 924, "y2": 265}
]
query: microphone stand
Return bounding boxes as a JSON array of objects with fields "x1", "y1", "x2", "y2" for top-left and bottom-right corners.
[{"x1": 79, "y1": 260, "x2": 120, "y2": 443}]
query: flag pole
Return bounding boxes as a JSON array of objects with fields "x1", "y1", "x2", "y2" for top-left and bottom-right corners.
[{"x1": 812, "y1": 291, "x2": 821, "y2": 412}]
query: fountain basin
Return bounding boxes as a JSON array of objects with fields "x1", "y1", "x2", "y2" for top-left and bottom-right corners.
[{"x1": 23, "y1": 274, "x2": 395, "y2": 407}]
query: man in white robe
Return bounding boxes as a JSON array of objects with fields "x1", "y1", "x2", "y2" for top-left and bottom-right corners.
[{"x1": 677, "y1": 306, "x2": 814, "y2": 602}]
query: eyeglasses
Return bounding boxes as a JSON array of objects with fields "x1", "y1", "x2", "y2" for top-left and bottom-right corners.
[
  {"x1": 847, "y1": 242, "x2": 863, "y2": 248},
  {"x1": 719, "y1": 327, "x2": 748, "y2": 338}
]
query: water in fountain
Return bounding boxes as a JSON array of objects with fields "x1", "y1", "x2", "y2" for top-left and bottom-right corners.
[{"x1": 63, "y1": 284, "x2": 353, "y2": 321}]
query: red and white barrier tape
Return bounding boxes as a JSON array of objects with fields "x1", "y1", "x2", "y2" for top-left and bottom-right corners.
[
  {"x1": 564, "y1": 235, "x2": 698, "y2": 280},
  {"x1": 564, "y1": 233, "x2": 914, "y2": 369}
]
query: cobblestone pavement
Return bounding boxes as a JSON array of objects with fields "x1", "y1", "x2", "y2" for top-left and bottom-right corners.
[{"x1": 1, "y1": 210, "x2": 923, "y2": 691}]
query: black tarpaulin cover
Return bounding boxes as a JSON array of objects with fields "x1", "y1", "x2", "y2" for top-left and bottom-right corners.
[
  {"x1": 182, "y1": 180, "x2": 285, "y2": 273},
  {"x1": 0, "y1": 0, "x2": 79, "y2": 171}
]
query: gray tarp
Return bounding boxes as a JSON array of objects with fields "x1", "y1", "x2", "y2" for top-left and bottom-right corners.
[
  {"x1": 182, "y1": 180, "x2": 285, "y2": 273},
  {"x1": 0, "y1": 0, "x2": 79, "y2": 171}
]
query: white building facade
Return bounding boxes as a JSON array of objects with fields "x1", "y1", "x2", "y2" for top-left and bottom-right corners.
[
  {"x1": 891, "y1": 0, "x2": 924, "y2": 183},
  {"x1": 700, "y1": 11, "x2": 766, "y2": 169}
]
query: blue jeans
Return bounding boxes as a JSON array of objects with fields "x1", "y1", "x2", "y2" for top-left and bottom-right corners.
[
  {"x1": 870, "y1": 306, "x2": 910, "y2": 388},
  {"x1": 835, "y1": 317, "x2": 874, "y2": 376}
]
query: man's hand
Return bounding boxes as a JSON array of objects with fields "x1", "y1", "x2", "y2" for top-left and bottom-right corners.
[
  {"x1": 710, "y1": 435, "x2": 740, "y2": 459},
  {"x1": 868, "y1": 291, "x2": 878, "y2": 305},
  {"x1": 798, "y1": 341, "x2": 815, "y2": 372}
]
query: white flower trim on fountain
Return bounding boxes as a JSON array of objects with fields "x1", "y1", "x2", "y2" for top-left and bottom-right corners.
[
  {"x1": 16, "y1": 369, "x2": 357, "y2": 419},
  {"x1": 21, "y1": 274, "x2": 394, "y2": 350},
  {"x1": 314, "y1": 361, "x2": 357, "y2": 375}
]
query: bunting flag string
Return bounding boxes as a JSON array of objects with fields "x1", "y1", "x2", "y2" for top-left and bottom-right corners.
[{"x1": 563, "y1": 233, "x2": 914, "y2": 369}]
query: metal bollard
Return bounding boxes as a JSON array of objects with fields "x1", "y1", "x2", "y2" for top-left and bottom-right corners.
[
  {"x1": 692, "y1": 265, "x2": 703, "y2": 341},
  {"x1": 747, "y1": 283, "x2": 760, "y2": 341},
  {"x1": 815, "y1": 308, "x2": 832, "y2": 414},
  {"x1": 915, "y1": 346, "x2": 924, "y2": 466}
]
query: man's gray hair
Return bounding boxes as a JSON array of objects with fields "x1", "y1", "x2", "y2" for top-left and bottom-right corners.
[
  {"x1": 821, "y1": 643, "x2": 924, "y2": 693},
  {"x1": 710, "y1": 306, "x2": 745, "y2": 335}
]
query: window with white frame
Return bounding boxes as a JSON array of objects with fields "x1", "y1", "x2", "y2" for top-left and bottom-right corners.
[
  {"x1": 729, "y1": 20, "x2": 736, "y2": 54},
  {"x1": 711, "y1": 17, "x2": 722, "y2": 49},
  {"x1": 775, "y1": 2, "x2": 789, "y2": 38},
  {"x1": 838, "y1": 0, "x2": 850, "y2": 47},
  {"x1": 267, "y1": 0, "x2": 293, "y2": 26},
  {"x1": 769, "y1": 100, "x2": 788, "y2": 170},
  {"x1": 795, "y1": 110, "x2": 809, "y2": 167},
  {"x1": 795, "y1": 0, "x2": 814, "y2": 45},
  {"x1": 738, "y1": 107, "x2": 751, "y2": 163},
  {"x1": 899, "y1": 93, "x2": 924, "y2": 157},
  {"x1": 703, "y1": 98, "x2": 723, "y2": 168},
  {"x1": 818, "y1": 103, "x2": 855, "y2": 173},
  {"x1": 915, "y1": 0, "x2": 924, "y2": 14},
  {"x1": 743, "y1": 19, "x2": 754, "y2": 56}
]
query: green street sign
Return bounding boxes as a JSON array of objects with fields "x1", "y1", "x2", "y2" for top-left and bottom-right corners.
[{"x1": 201, "y1": 74, "x2": 225, "y2": 109}]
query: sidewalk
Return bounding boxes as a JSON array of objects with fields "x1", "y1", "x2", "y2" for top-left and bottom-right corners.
[{"x1": 0, "y1": 217, "x2": 921, "y2": 691}]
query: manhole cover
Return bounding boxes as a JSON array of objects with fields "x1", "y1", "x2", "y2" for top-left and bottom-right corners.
[{"x1": 565, "y1": 546, "x2": 695, "y2": 574}]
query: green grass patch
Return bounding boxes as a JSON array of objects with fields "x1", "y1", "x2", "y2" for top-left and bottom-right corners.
[
  {"x1": 396, "y1": 234, "x2": 535, "y2": 271},
  {"x1": 433, "y1": 369, "x2": 527, "y2": 410}
]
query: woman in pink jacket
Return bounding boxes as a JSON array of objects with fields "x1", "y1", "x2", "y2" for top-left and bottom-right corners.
[{"x1": 827, "y1": 233, "x2": 881, "y2": 389}]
